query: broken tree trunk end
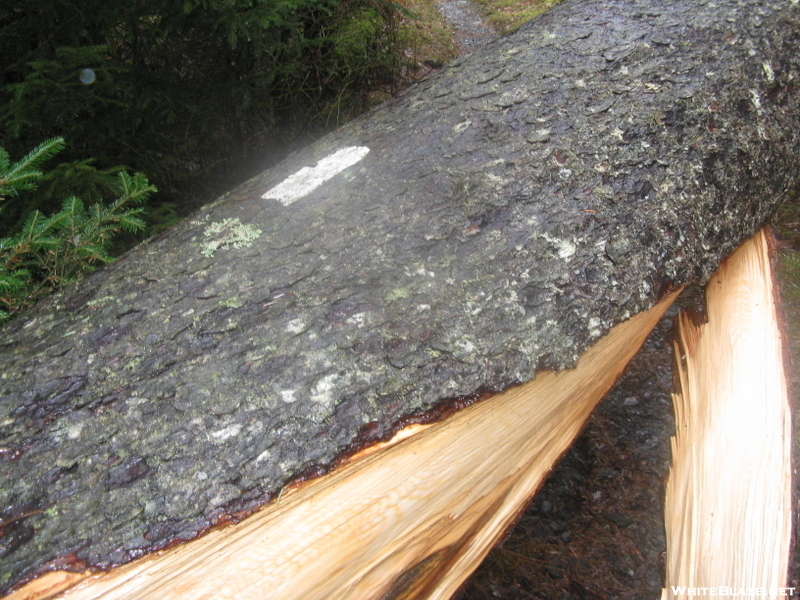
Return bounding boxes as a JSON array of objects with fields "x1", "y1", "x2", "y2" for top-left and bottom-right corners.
[{"x1": 663, "y1": 229, "x2": 792, "y2": 597}]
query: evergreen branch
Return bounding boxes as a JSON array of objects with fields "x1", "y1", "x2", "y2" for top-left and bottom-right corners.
[
  {"x1": 0, "y1": 138, "x2": 65, "y2": 199},
  {"x1": 0, "y1": 270, "x2": 30, "y2": 293},
  {"x1": 0, "y1": 140, "x2": 155, "y2": 323}
]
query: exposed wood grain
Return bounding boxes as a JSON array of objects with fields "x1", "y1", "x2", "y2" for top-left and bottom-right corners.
[{"x1": 663, "y1": 229, "x2": 791, "y2": 597}]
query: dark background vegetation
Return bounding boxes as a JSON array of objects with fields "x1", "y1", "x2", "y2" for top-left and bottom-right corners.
[
  {"x1": 0, "y1": 0, "x2": 415, "y2": 240},
  {"x1": 0, "y1": 0, "x2": 432, "y2": 320}
]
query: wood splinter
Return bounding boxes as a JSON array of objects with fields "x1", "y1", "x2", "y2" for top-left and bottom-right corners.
[{"x1": 663, "y1": 229, "x2": 792, "y2": 598}]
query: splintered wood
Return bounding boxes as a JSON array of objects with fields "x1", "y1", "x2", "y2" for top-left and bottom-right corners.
[
  {"x1": 9, "y1": 300, "x2": 678, "y2": 600},
  {"x1": 663, "y1": 229, "x2": 792, "y2": 598}
]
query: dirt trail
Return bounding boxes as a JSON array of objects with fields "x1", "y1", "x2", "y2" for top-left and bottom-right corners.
[{"x1": 435, "y1": 0, "x2": 498, "y2": 53}]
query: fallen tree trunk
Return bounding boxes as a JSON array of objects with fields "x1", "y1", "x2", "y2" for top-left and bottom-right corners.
[
  {"x1": 0, "y1": 0, "x2": 798, "y2": 595},
  {"x1": 663, "y1": 229, "x2": 792, "y2": 597},
  {"x1": 8, "y1": 292, "x2": 677, "y2": 600}
]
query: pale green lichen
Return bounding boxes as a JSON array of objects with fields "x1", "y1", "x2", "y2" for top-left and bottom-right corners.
[
  {"x1": 592, "y1": 184, "x2": 614, "y2": 199},
  {"x1": 219, "y1": 296, "x2": 243, "y2": 309},
  {"x1": 201, "y1": 218, "x2": 262, "y2": 257},
  {"x1": 386, "y1": 287, "x2": 411, "y2": 302}
]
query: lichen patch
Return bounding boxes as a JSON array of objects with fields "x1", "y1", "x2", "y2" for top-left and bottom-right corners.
[
  {"x1": 201, "y1": 218, "x2": 262, "y2": 257},
  {"x1": 211, "y1": 424, "x2": 241, "y2": 442}
]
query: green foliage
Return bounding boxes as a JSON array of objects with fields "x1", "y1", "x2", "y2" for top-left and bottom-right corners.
[
  {"x1": 0, "y1": 140, "x2": 155, "y2": 323},
  {"x1": 0, "y1": 135, "x2": 127, "y2": 236},
  {"x1": 0, "y1": 0, "x2": 418, "y2": 235},
  {"x1": 0, "y1": 137, "x2": 65, "y2": 201}
]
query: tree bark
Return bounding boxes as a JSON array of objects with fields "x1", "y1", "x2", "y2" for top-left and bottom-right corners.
[
  {"x1": 0, "y1": 0, "x2": 798, "y2": 593},
  {"x1": 7, "y1": 292, "x2": 676, "y2": 600}
]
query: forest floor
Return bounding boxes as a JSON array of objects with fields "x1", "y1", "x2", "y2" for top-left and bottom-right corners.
[{"x1": 425, "y1": 1, "x2": 800, "y2": 598}]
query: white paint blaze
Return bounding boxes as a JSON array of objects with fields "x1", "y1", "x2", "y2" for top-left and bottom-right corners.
[{"x1": 263, "y1": 146, "x2": 370, "y2": 206}]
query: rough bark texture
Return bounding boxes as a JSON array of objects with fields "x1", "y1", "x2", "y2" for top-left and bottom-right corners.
[{"x1": 1, "y1": 0, "x2": 798, "y2": 591}]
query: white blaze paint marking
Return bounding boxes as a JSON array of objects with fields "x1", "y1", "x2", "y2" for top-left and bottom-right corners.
[{"x1": 263, "y1": 146, "x2": 370, "y2": 206}]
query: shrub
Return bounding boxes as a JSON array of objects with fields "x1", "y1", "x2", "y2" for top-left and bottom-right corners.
[{"x1": 0, "y1": 138, "x2": 155, "y2": 322}]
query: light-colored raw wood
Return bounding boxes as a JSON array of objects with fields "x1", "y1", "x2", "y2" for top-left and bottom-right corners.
[
  {"x1": 5, "y1": 573, "x2": 92, "y2": 600},
  {"x1": 662, "y1": 229, "x2": 792, "y2": 598},
  {"x1": 10, "y1": 293, "x2": 677, "y2": 600}
]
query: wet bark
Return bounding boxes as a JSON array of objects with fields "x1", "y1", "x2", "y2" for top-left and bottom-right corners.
[{"x1": 1, "y1": 0, "x2": 798, "y2": 591}]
